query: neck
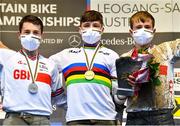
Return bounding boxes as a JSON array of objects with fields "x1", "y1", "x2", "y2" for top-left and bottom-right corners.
[
  {"x1": 135, "y1": 43, "x2": 153, "y2": 50},
  {"x1": 84, "y1": 42, "x2": 99, "y2": 47},
  {"x1": 22, "y1": 49, "x2": 38, "y2": 57}
]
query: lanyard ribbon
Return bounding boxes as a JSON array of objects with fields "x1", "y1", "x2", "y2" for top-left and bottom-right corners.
[
  {"x1": 21, "y1": 51, "x2": 39, "y2": 83},
  {"x1": 83, "y1": 43, "x2": 101, "y2": 71}
]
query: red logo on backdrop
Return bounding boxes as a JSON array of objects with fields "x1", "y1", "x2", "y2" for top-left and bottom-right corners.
[{"x1": 169, "y1": 80, "x2": 173, "y2": 95}]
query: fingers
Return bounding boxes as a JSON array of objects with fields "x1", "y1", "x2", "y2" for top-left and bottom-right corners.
[
  {"x1": 128, "y1": 75, "x2": 135, "y2": 81},
  {"x1": 127, "y1": 75, "x2": 136, "y2": 86}
]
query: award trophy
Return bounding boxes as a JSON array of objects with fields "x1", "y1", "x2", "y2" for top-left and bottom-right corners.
[{"x1": 115, "y1": 57, "x2": 143, "y2": 96}]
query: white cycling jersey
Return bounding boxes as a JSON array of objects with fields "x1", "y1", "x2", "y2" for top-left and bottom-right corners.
[
  {"x1": 0, "y1": 49, "x2": 65, "y2": 116},
  {"x1": 50, "y1": 46, "x2": 119, "y2": 122}
]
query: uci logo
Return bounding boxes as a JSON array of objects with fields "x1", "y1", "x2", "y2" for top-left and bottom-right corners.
[{"x1": 68, "y1": 35, "x2": 81, "y2": 48}]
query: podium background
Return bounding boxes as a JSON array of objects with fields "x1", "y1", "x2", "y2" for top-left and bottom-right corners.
[{"x1": 0, "y1": 0, "x2": 180, "y2": 125}]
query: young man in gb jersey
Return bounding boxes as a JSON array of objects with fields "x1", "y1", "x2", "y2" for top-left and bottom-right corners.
[{"x1": 0, "y1": 15, "x2": 66, "y2": 125}]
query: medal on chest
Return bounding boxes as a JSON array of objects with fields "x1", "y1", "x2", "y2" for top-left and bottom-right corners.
[
  {"x1": 83, "y1": 44, "x2": 101, "y2": 80},
  {"x1": 22, "y1": 51, "x2": 39, "y2": 94},
  {"x1": 84, "y1": 70, "x2": 95, "y2": 80},
  {"x1": 28, "y1": 82, "x2": 38, "y2": 94}
]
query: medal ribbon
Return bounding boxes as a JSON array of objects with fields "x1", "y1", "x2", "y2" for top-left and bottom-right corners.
[
  {"x1": 83, "y1": 43, "x2": 101, "y2": 71},
  {"x1": 22, "y1": 51, "x2": 39, "y2": 83}
]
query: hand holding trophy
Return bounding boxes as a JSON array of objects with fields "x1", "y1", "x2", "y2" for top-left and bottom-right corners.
[{"x1": 115, "y1": 57, "x2": 143, "y2": 96}]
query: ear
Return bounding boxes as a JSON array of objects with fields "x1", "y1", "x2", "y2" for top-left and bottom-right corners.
[
  {"x1": 17, "y1": 32, "x2": 21, "y2": 40},
  {"x1": 79, "y1": 27, "x2": 82, "y2": 34},
  {"x1": 101, "y1": 27, "x2": 104, "y2": 32},
  {"x1": 40, "y1": 33, "x2": 44, "y2": 38},
  {"x1": 129, "y1": 29, "x2": 133, "y2": 36}
]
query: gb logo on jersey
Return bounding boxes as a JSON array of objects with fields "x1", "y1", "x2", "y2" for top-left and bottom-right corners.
[{"x1": 13, "y1": 69, "x2": 30, "y2": 80}]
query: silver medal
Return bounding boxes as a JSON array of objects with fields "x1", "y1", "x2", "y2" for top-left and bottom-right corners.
[
  {"x1": 28, "y1": 83, "x2": 38, "y2": 94},
  {"x1": 22, "y1": 51, "x2": 39, "y2": 94}
]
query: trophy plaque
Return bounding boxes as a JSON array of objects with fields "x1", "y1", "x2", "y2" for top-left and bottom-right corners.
[{"x1": 116, "y1": 57, "x2": 142, "y2": 96}]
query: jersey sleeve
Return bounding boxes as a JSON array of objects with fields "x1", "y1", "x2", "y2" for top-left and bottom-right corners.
[
  {"x1": 158, "y1": 39, "x2": 180, "y2": 59},
  {"x1": 110, "y1": 51, "x2": 120, "y2": 78},
  {"x1": 50, "y1": 62, "x2": 67, "y2": 108},
  {"x1": 49, "y1": 51, "x2": 63, "y2": 72},
  {"x1": 172, "y1": 39, "x2": 180, "y2": 57},
  {"x1": 0, "y1": 49, "x2": 15, "y2": 65},
  {"x1": 0, "y1": 49, "x2": 16, "y2": 98}
]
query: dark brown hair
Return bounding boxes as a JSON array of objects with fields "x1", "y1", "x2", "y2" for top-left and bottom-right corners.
[
  {"x1": 19, "y1": 15, "x2": 43, "y2": 33},
  {"x1": 80, "y1": 10, "x2": 103, "y2": 26}
]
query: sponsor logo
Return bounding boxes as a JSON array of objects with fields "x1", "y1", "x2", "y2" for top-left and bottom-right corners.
[
  {"x1": 99, "y1": 50, "x2": 110, "y2": 55},
  {"x1": 69, "y1": 49, "x2": 81, "y2": 53},
  {"x1": 68, "y1": 35, "x2": 81, "y2": 47},
  {"x1": 39, "y1": 64, "x2": 48, "y2": 71},
  {"x1": 18, "y1": 60, "x2": 27, "y2": 65},
  {"x1": 13, "y1": 69, "x2": 30, "y2": 80}
]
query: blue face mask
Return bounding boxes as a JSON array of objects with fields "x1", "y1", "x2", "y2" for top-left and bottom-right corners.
[
  {"x1": 20, "y1": 34, "x2": 41, "y2": 51},
  {"x1": 81, "y1": 28, "x2": 102, "y2": 44}
]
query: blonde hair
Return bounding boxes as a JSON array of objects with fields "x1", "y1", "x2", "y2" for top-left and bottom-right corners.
[{"x1": 130, "y1": 11, "x2": 155, "y2": 29}]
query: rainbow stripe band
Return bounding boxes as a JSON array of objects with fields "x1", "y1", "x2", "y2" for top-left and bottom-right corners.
[
  {"x1": 63, "y1": 63, "x2": 112, "y2": 89},
  {"x1": 66, "y1": 74, "x2": 112, "y2": 89}
]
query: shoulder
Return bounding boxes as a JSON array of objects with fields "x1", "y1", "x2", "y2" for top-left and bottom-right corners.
[
  {"x1": 120, "y1": 50, "x2": 133, "y2": 57},
  {"x1": 157, "y1": 39, "x2": 180, "y2": 46},
  {"x1": 0, "y1": 48, "x2": 16, "y2": 53},
  {"x1": 51, "y1": 47, "x2": 81, "y2": 57},
  {"x1": 49, "y1": 47, "x2": 81, "y2": 65},
  {"x1": 39, "y1": 55, "x2": 57, "y2": 69},
  {"x1": 0, "y1": 48, "x2": 16, "y2": 57},
  {"x1": 100, "y1": 46, "x2": 119, "y2": 57},
  {"x1": 153, "y1": 39, "x2": 180, "y2": 53},
  {"x1": 0, "y1": 49, "x2": 17, "y2": 64},
  {"x1": 40, "y1": 55, "x2": 55, "y2": 64}
]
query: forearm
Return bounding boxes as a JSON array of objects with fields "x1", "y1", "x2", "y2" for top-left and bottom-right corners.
[
  {"x1": 111, "y1": 79, "x2": 127, "y2": 105},
  {"x1": 51, "y1": 92, "x2": 67, "y2": 110}
]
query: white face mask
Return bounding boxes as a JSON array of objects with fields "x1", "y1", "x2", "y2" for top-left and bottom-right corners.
[
  {"x1": 20, "y1": 34, "x2": 41, "y2": 51},
  {"x1": 132, "y1": 28, "x2": 154, "y2": 46},
  {"x1": 80, "y1": 28, "x2": 101, "y2": 44}
]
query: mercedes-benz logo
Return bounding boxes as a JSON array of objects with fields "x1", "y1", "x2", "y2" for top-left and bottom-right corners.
[{"x1": 68, "y1": 35, "x2": 81, "y2": 47}]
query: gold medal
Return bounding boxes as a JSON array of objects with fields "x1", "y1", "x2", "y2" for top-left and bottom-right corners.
[
  {"x1": 83, "y1": 43, "x2": 101, "y2": 81},
  {"x1": 85, "y1": 70, "x2": 95, "y2": 80}
]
